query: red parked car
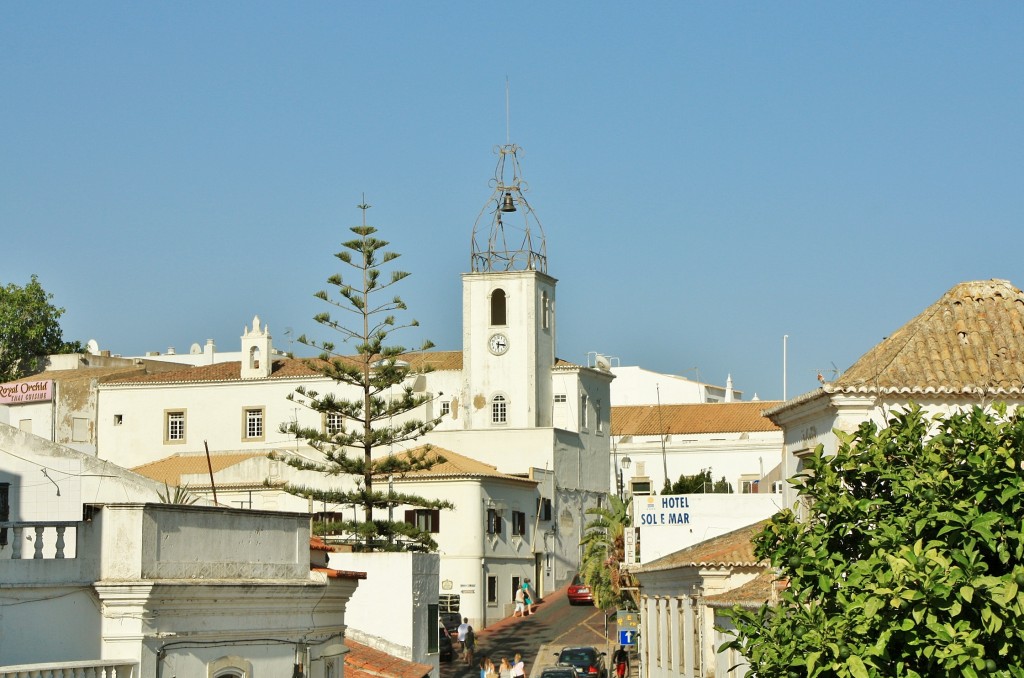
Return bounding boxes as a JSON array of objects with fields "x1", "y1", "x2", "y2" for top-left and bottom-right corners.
[{"x1": 567, "y1": 573, "x2": 594, "y2": 605}]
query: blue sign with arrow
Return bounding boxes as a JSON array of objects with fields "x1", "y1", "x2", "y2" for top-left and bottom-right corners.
[{"x1": 618, "y1": 629, "x2": 637, "y2": 646}]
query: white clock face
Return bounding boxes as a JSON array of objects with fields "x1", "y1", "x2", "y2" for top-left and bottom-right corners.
[{"x1": 488, "y1": 333, "x2": 509, "y2": 355}]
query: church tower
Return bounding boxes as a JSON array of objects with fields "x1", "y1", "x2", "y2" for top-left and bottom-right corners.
[
  {"x1": 462, "y1": 144, "x2": 556, "y2": 429},
  {"x1": 241, "y1": 314, "x2": 273, "y2": 379}
]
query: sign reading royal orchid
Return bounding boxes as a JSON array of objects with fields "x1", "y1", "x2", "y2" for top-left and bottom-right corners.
[{"x1": 0, "y1": 379, "x2": 53, "y2": 405}]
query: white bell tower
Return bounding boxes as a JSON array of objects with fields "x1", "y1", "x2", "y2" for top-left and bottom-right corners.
[
  {"x1": 241, "y1": 314, "x2": 273, "y2": 379},
  {"x1": 462, "y1": 144, "x2": 556, "y2": 429}
]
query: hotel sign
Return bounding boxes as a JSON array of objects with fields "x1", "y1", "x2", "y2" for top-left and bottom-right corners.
[{"x1": 0, "y1": 380, "x2": 53, "y2": 405}]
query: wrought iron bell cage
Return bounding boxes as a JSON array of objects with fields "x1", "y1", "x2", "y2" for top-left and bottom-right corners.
[{"x1": 470, "y1": 144, "x2": 548, "y2": 274}]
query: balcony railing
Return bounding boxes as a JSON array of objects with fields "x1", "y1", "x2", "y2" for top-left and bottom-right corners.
[
  {"x1": 0, "y1": 659, "x2": 137, "y2": 677},
  {"x1": 0, "y1": 521, "x2": 78, "y2": 560}
]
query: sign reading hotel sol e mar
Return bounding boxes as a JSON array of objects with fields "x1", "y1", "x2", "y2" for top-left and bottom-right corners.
[
  {"x1": 0, "y1": 379, "x2": 53, "y2": 405},
  {"x1": 636, "y1": 494, "x2": 695, "y2": 527}
]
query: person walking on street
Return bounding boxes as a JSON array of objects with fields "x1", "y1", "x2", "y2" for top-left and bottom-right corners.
[
  {"x1": 512, "y1": 652, "x2": 526, "y2": 678},
  {"x1": 613, "y1": 645, "x2": 629, "y2": 678},
  {"x1": 512, "y1": 586, "x2": 526, "y2": 617},
  {"x1": 499, "y1": 657, "x2": 512, "y2": 678},
  {"x1": 457, "y1": 618, "x2": 470, "y2": 645},
  {"x1": 522, "y1": 579, "x2": 536, "y2": 615},
  {"x1": 462, "y1": 626, "x2": 476, "y2": 665}
]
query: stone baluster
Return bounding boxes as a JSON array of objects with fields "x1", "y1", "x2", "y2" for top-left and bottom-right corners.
[
  {"x1": 12, "y1": 526, "x2": 23, "y2": 559},
  {"x1": 33, "y1": 525, "x2": 45, "y2": 559},
  {"x1": 55, "y1": 525, "x2": 66, "y2": 559}
]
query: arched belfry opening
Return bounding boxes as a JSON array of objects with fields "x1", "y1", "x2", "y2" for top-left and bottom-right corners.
[
  {"x1": 490, "y1": 289, "x2": 507, "y2": 326},
  {"x1": 471, "y1": 144, "x2": 547, "y2": 273}
]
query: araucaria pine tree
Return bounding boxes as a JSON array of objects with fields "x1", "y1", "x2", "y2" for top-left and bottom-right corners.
[{"x1": 277, "y1": 203, "x2": 452, "y2": 551}]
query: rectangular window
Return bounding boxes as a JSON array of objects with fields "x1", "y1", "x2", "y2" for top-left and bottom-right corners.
[
  {"x1": 511, "y1": 510, "x2": 526, "y2": 536},
  {"x1": 72, "y1": 417, "x2": 89, "y2": 443},
  {"x1": 596, "y1": 399, "x2": 604, "y2": 434},
  {"x1": 441, "y1": 401, "x2": 451, "y2": 417},
  {"x1": 580, "y1": 394, "x2": 589, "y2": 430},
  {"x1": 487, "y1": 575, "x2": 498, "y2": 605},
  {"x1": 113, "y1": 414, "x2": 123, "y2": 426},
  {"x1": 165, "y1": 410, "x2": 185, "y2": 443},
  {"x1": 631, "y1": 480, "x2": 652, "y2": 496},
  {"x1": 325, "y1": 412, "x2": 343, "y2": 435},
  {"x1": 554, "y1": 394, "x2": 567, "y2": 403},
  {"x1": 405, "y1": 509, "x2": 441, "y2": 533},
  {"x1": 243, "y1": 407, "x2": 265, "y2": 440},
  {"x1": 536, "y1": 497, "x2": 552, "y2": 521},
  {"x1": 487, "y1": 508, "x2": 503, "y2": 535},
  {"x1": 1, "y1": 482, "x2": 9, "y2": 547}
]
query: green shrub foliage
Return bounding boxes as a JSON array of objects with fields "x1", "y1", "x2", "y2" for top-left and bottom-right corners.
[{"x1": 723, "y1": 404, "x2": 1024, "y2": 677}]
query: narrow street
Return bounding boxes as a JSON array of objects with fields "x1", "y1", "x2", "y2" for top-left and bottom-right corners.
[{"x1": 441, "y1": 586, "x2": 628, "y2": 678}]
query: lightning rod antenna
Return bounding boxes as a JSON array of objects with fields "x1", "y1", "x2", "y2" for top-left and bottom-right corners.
[{"x1": 505, "y1": 77, "x2": 510, "y2": 145}]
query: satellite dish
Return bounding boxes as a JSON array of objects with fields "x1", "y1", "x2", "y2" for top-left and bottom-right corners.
[
  {"x1": 190, "y1": 343, "x2": 202, "y2": 354},
  {"x1": 86, "y1": 339, "x2": 100, "y2": 355}
]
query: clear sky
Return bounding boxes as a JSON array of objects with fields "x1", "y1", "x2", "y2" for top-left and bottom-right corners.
[{"x1": 3, "y1": 3, "x2": 1022, "y2": 401}]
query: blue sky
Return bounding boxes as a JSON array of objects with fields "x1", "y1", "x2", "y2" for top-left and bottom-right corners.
[{"x1": 3, "y1": 3, "x2": 1022, "y2": 400}]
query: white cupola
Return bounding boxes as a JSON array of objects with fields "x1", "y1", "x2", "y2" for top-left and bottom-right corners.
[{"x1": 241, "y1": 314, "x2": 273, "y2": 379}]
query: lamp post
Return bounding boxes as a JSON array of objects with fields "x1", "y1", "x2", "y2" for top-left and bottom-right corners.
[
  {"x1": 388, "y1": 475, "x2": 395, "y2": 546},
  {"x1": 619, "y1": 455, "x2": 632, "y2": 500}
]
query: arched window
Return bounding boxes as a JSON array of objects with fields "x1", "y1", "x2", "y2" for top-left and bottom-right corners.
[
  {"x1": 249, "y1": 346, "x2": 261, "y2": 370},
  {"x1": 208, "y1": 656, "x2": 252, "y2": 678},
  {"x1": 491, "y1": 394, "x2": 507, "y2": 424},
  {"x1": 490, "y1": 289, "x2": 507, "y2": 326}
]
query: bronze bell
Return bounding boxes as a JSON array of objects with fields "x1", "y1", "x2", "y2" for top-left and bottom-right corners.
[{"x1": 500, "y1": 192, "x2": 517, "y2": 212}]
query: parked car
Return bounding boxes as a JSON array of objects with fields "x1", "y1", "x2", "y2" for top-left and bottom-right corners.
[
  {"x1": 554, "y1": 646, "x2": 607, "y2": 678},
  {"x1": 438, "y1": 624, "x2": 454, "y2": 662},
  {"x1": 566, "y1": 573, "x2": 594, "y2": 605},
  {"x1": 541, "y1": 668, "x2": 580, "y2": 678},
  {"x1": 440, "y1": 611, "x2": 462, "y2": 638}
]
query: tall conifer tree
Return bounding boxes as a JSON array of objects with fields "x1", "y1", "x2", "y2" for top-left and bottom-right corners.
[{"x1": 277, "y1": 202, "x2": 451, "y2": 551}]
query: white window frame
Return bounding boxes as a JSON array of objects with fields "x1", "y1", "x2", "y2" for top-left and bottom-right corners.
[
  {"x1": 242, "y1": 407, "x2": 265, "y2": 441},
  {"x1": 325, "y1": 411, "x2": 343, "y2": 435},
  {"x1": 580, "y1": 394, "x2": 589, "y2": 430},
  {"x1": 441, "y1": 400, "x2": 451, "y2": 417},
  {"x1": 491, "y1": 394, "x2": 507, "y2": 425},
  {"x1": 165, "y1": 410, "x2": 186, "y2": 444}
]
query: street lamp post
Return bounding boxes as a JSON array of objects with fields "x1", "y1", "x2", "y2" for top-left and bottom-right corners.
[{"x1": 619, "y1": 455, "x2": 632, "y2": 500}]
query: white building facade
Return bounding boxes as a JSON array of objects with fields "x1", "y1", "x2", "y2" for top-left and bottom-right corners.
[
  {"x1": 0, "y1": 424, "x2": 361, "y2": 677},
  {"x1": 611, "y1": 401, "x2": 783, "y2": 498}
]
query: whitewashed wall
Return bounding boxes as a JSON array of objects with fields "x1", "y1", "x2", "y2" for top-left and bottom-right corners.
[
  {"x1": 327, "y1": 551, "x2": 440, "y2": 674},
  {"x1": 614, "y1": 430, "x2": 783, "y2": 496}
]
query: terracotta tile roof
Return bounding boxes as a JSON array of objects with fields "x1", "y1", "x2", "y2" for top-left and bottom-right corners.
[
  {"x1": 311, "y1": 566, "x2": 367, "y2": 580},
  {"x1": 344, "y1": 638, "x2": 432, "y2": 678},
  {"x1": 637, "y1": 520, "x2": 768, "y2": 572},
  {"x1": 103, "y1": 350, "x2": 466, "y2": 385},
  {"x1": 611, "y1": 402, "x2": 781, "y2": 436},
  {"x1": 828, "y1": 279, "x2": 1024, "y2": 396},
  {"x1": 380, "y1": 446, "x2": 537, "y2": 484},
  {"x1": 131, "y1": 451, "x2": 270, "y2": 485},
  {"x1": 704, "y1": 568, "x2": 779, "y2": 609},
  {"x1": 4, "y1": 366, "x2": 149, "y2": 385}
]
